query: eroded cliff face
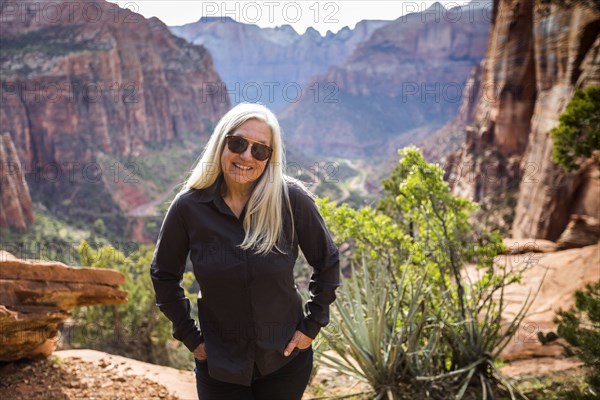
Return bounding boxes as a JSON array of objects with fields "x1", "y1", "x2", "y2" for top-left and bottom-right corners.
[
  {"x1": 446, "y1": 0, "x2": 599, "y2": 239},
  {"x1": 0, "y1": 133, "x2": 34, "y2": 231},
  {"x1": 512, "y1": 2, "x2": 600, "y2": 239},
  {"x1": 1, "y1": 0, "x2": 228, "y2": 168}
]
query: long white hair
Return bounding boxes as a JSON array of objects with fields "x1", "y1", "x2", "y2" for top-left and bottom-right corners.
[{"x1": 177, "y1": 102, "x2": 308, "y2": 254}]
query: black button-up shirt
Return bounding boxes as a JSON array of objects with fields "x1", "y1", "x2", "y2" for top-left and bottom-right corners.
[{"x1": 150, "y1": 173, "x2": 341, "y2": 386}]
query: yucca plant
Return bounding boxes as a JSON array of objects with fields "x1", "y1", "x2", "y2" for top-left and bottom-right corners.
[{"x1": 319, "y1": 254, "x2": 442, "y2": 399}]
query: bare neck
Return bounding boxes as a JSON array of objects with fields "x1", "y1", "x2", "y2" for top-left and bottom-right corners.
[{"x1": 221, "y1": 178, "x2": 252, "y2": 218}]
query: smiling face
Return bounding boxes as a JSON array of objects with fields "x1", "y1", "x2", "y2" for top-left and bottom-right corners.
[{"x1": 220, "y1": 118, "x2": 272, "y2": 193}]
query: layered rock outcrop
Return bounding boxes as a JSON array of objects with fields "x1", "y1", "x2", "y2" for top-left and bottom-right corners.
[
  {"x1": 446, "y1": 0, "x2": 600, "y2": 239},
  {"x1": 280, "y1": 2, "x2": 491, "y2": 158},
  {"x1": 0, "y1": 132, "x2": 34, "y2": 230},
  {"x1": 0, "y1": 250, "x2": 127, "y2": 362}
]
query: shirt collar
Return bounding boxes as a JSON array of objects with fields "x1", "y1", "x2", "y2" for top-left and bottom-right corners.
[
  {"x1": 196, "y1": 173, "x2": 225, "y2": 203},
  {"x1": 197, "y1": 173, "x2": 248, "y2": 220}
]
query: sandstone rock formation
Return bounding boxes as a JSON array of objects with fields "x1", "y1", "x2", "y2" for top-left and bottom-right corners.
[
  {"x1": 0, "y1": 132, "x2": 34, "y2": 231},
  {"x1": 0, "y1": 250, "x2": 127, "y2": 362},
  {"x1": 170, "y1": 17, "x2": 389, "y2": 111},
  {"x1": 279, "y1": 2, "x2": 492, "y2": 158},
  {"x1": 499, "y1": 242, "x2": 600, "y2": 361},
  {"x1": 445, "y1": 0, "x2": 600, "y2": 240}
]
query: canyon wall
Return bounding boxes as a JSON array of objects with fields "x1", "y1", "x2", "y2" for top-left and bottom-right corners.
[
  {"x1": 0, "y1": 0, "x2": 229, "y2": 232},
  {"x1": 445, "y1": 0, "x2": 599, "y2": 239}
]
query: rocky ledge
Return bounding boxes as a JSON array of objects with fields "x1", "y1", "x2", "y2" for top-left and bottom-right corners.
[{"x1": 0, "y1": 250, "x2": 127, "y2": 362}]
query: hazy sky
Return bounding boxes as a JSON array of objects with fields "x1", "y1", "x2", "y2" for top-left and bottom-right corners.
[{"x1": 107, "y1": 1, "x2": 482, "y2": 35}]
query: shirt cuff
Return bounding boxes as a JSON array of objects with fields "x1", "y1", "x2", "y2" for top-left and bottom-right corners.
[
  {"x1": 182, "y1": 331, "x2": 204, "y2": 353},
  {"x1": 297, "y1": 317, "x2": 323, "y2": 340}
]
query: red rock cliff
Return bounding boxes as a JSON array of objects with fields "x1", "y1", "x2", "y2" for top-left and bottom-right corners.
[{"x1": 446, "y1": 0, "x2": 599, "y2": 239}]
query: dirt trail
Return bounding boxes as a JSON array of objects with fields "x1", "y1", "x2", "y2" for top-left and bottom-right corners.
[{"x1": 128, "y1": 182, "x2": 181, "y2": 217}]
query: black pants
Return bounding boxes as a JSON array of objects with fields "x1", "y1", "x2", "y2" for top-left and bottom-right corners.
[{"x1": 194, "y1": 347, "x2": 313, "y2": 400}]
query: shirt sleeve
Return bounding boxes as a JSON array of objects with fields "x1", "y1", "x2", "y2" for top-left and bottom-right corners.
[
  {"x1": 150, "y1": 196, "x2": 204, "y2": 352},
  {"x1": 291, "y1": 185, "x2": 341, "y2": 339}
]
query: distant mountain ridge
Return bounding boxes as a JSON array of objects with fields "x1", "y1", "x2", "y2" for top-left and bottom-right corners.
[
  {"x1": 170, "y1": 16, "x2": 389, "y2": 110},
  {"x1": 279, "y1": 2, "x2": 492, "y2": 158}
]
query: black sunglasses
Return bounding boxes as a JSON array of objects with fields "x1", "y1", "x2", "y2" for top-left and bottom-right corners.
[{"x1": 225, "y1": 135, "x2": 273, "y2": 161}]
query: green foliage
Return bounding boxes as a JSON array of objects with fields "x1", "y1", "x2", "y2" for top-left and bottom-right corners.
[
  {"x1": 0, "y1": 204, "x2": 110, "y2": 265},
  {"x1": 318, "y1": 198, "x2": 414, "y2": 265},
  {"x1": 69, "y1": 241, "x2": 196, "y2": 368},
  {"x1": 551, "y1": 86, "x2": 600, "y2": 172},
  {"x1": 92, "y1": 218, "x2": 106, "y2": 235},
  {"x1": 555, "y1": 281, "x2": 600, "y2": 399},
  {"x1": 318, "y1": 147, "x2": 535, "y2": 399}
]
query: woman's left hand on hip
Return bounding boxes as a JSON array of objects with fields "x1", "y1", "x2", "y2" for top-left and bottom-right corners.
[{"x1": 284, "y1": 330, "x2": 313, "y2": 356}]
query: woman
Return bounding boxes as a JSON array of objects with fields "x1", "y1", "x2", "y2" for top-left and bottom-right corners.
[{"x1": 150, "y1": 103, "x2": 341, "y2": 400}]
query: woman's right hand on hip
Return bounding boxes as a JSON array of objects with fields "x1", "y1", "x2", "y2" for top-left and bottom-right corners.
[{"x1": 193, "y1": 342, "x2": 207, "y2": 361}]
